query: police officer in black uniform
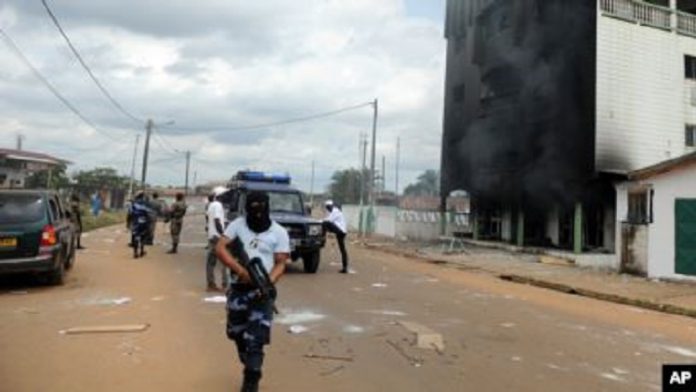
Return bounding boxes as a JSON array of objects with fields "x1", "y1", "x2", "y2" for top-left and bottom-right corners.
[{"x1": 216, "y1": 191, "x2": 290, "y2": 392}]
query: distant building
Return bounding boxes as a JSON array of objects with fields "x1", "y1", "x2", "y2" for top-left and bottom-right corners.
[
  {"x1": 442, "y1": 0, "x2": 696, "y2": 261},
  {"x1": 0, "y1": 148, "x2": 70, "y2": 189}
]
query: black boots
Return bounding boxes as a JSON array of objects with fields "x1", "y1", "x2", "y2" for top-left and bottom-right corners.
[
  {"x1": 167, "y1": 243, "x2": 178, "y2": 254},
  {"x1": 241, "y1": 370, "x2": 261, "y2": 392}
]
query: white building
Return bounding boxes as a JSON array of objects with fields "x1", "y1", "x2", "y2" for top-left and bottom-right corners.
[
  {"x1": 0, "y1": 148, "x2": 69, "y2": 189},
  {"x1": 616, "y1": 152, "x2": 696, "y2": 280}
]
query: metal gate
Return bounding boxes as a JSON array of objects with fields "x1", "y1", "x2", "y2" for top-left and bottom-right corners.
[{"x1": 675, "y1": 199, "x2": 696, "y2": 276}]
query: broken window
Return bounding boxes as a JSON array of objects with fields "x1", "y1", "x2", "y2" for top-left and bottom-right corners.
[
  {"x1": 685, "y1": 55, "x2": 696, "y2": 79},
  {"x1": 627, "y1": 189, "x2": 652, "y2": 224},
  {"x1": 687, "y1": 124, "x2": 696, "y2": 147}
]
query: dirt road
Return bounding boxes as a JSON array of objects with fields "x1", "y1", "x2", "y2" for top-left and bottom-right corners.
[{"x1": 1, "y1": 218, "x2": 695, "y2": 391}]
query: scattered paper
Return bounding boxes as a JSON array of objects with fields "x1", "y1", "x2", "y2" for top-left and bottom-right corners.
[
  {"x1": 112, "y1": 297, "x2": 131, "y2": 305},
  {"x1": 277, "y1": 311, "x2": 326, "y2": 325},
  {"x1": 203, "y1": 296, "x2": 227, "y2": 303},
  {"x1": 288, "y1": 325, "x2": 309, "y2": 334},
  {"x1": 371, "y1": 283, "x2": 387, "y2": 288},
  {"x1": 150, "y1": 296, "x2": 166, "y2": 302}
]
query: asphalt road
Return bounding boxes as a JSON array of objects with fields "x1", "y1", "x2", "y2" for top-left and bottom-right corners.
[{"x1": 1, "y1": 215, "x2": 695, "y2": 391}]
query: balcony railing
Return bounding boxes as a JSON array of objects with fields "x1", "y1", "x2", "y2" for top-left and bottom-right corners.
[
  {"x1": 678, "y1": 11, "x2": 696, "y2": 37},
  {"x1": 600, "y1": 0, "x2": 696, "y2": 37}
]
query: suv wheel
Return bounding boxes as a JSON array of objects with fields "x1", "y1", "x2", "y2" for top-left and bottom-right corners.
[
  {"x1": 302, "y1": 251, "x2": 320, "y2": 274},
  {"x1": 47, "y1": 257, "x2": 65, "y2": 286}
]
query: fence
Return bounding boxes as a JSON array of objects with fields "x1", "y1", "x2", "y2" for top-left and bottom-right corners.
[{"x1": 342, "y1": 205, "x2": 471, "y2": 241}]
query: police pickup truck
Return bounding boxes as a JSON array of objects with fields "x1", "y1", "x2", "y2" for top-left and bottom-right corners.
[{"x1": 221, "y1": 171, "x2": 326, "y2": 273}]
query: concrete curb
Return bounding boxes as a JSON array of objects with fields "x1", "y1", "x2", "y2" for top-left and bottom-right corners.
[
  {"x1": 499, "y1": 274, "x2": 696, "y2": 320},
  {"x1": 360, "y1": 242, "x2": 696, "y2": 320}
]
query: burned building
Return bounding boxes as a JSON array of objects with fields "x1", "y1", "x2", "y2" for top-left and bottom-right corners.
[{"x1": 442, "y1": 0, "x2": 696, "y2": 253}]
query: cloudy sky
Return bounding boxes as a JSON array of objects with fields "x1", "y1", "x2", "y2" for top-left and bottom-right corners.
[{"x1": 0, "y1": 0, "x2": 446, "y2": 194}]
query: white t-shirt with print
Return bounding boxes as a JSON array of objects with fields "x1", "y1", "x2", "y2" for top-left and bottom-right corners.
[
  {"x1": 207, "y1": 201, "x2": 225, "y2": 239},
  {"x1": 223, "y1": 217, "x2": 290, "y2": 273}
]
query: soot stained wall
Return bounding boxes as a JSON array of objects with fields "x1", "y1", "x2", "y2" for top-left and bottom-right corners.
[{"x1": 442, "y1": 0, "x2": 597, "y2": 207}]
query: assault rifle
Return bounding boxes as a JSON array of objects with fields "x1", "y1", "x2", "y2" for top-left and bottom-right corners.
[{"x1": 230, "y1": 237, "x2": 278, "y2": 313}]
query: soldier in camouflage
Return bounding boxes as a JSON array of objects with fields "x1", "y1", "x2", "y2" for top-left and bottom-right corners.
[
  {"x1": 69, "y1": 193, "x2": 85, "y2": 250},
  {"x1": 167, "y1": 192, "x2": 187, "y2": 254}
]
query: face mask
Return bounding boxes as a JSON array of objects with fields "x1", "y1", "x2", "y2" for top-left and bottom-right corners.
[{"x1": 245, "y1": 192, "x2": 271, "y2": 233}]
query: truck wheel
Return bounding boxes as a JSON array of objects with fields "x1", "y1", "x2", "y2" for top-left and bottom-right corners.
[{"x1": 302, "y1": 251, "x2": 320, "y2": 274}]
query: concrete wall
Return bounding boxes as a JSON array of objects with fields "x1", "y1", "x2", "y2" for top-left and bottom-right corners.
[
  {"x1": 596, "y1": 11, "x2": 696, "y2": 172},
  {"x1": 620, "y1": 223, "x2": 649, "y2": 275},
  {"x1": 341, "y1": 205, "x2": 470, "y2": 241}
]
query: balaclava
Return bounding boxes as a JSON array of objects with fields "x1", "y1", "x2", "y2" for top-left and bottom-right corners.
[{"x1": 245, "y1": 191, "x2": 271, "y2": 233}]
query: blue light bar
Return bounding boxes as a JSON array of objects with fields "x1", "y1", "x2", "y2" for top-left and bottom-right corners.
[{"x1": 236, "y1": 171, "x2": 291, "y2": 184}]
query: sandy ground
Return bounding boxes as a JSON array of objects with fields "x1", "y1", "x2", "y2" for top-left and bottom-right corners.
[{"x1": 1, "y1": 217, "x2": 695, "y2": 392}]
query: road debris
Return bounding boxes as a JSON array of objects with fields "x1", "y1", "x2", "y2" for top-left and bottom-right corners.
[
  {"x1": 386, "y1": 339, "x2": 423, "y2": 367},
  {"x1": 397, "y1": 321, "x2": 445, "y2": 352},
  {"x1": 371, "y1": 283, "x2": 388, "y2": 288},
  {"x1": 343, "y1": 325, "x2": 364, "y2": 334},
  {"x1": 304, "y1": 353, "x2": 353, "y2": 362},
  {"x1": 319, "y1": 365, "x2": 345, "y2": 376},
  {"x1": 202, "y1": 296, "x2": 226, "y2": 303},
  {"x1": 288, "y1": 325, "x2": 309, "y2": 334},
  {"x1": 60, "y1": 324, "x2": 150, "y2": 335},
  {"x1": 276, "y1": 310, "x2": 326, "y2": 325}
]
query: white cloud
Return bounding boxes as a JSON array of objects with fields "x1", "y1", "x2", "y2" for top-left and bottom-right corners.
[{"x1": 0, "y1": 0, "x2": 445, "y2": 193}]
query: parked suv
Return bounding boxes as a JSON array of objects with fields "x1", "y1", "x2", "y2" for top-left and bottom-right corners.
[
  {"x1": 221, "y1": 171, "x2": 326, "y2": 273},
  {"x1": 0, "y1": 190, "x2": 76, "y2": 285}
]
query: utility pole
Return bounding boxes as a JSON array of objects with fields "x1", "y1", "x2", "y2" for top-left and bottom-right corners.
[
  {"x1": 395, "y1": 137, "x2": 400, "y2": 197},
  {"x1": 359, "y1": 134, "x2": 368, "y2": 236},
  {"x1": 309, "y1": 160, "x2": 315, "y2": 205},
  {"x1": 193, "y1": 171, "x2": 198, "y2": 193},
  {"x1": 359, "y1": 135, "x2": 368, "y2": 206},
  {"x1": 381, "y1": 155, "x2": 386, "y2": 193},
  {"x1": 184, "y1": 150, "x2": 191, "y2": 195},
  {"x1": 16, "y1": 134, "x2": 24, "y2": 150},
  {"x1": 128, "y1": 134, "x2": 141, "y2": 201},
  {"x1": 141, "y1": 119, "x2": 153, "y2": 188},
  {"x1": 369, "y1": 98, "x2": 378, "y2": 204}
]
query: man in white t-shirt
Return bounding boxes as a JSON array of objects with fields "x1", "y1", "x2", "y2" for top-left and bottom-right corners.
[
  {"x1": 206, "y1": 188, "x2": 229, "y2": 291},
  {"x1": 323, "y1": 200, "x2": 349, "y2": 273},
  {"x1": 216, "y1": 190, "x2": 289, "y2": 392}
]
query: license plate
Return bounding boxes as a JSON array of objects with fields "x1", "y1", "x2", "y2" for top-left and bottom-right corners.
[
  {"x1": 290, "y1": 239, "x2": 299, "y2": 250},
  {"x1": 0, "y1": 237, "x2": 17, "y2": 249}
]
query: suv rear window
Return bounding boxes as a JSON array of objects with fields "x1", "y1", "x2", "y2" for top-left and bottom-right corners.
[{"x1": 0, "y1": 194, "x2": 45, "y2": 224}]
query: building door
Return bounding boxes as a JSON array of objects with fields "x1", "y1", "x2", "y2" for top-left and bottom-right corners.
[{"x1": 675, "y1": 199, "x2": 696, "y2": 276}]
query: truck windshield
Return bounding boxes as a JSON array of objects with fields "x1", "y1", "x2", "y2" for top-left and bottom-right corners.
[
  {"x1": 0, "y1": 194, "x2": 45, "y2": 224},
  {"x1": 268, "y1": 191, "x2": 304, "y2": 214}
]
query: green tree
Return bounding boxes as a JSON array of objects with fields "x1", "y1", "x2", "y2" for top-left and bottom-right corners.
[
  {"x1": 24, "y1": 164, "x2": 70, "y2": 190},
  {"x1": 327, "y1": 168, "x2": 369, "y2": 205},
  {"x1": 74, "y1": 167, "x2": 129, "y2": 191},
  {"x1": 403, "y1": 169, "x2": 440, "y2": 197}
]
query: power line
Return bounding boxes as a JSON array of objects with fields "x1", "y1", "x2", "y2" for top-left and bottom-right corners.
[
  {"x1": 41, "y1": 0, "x2": 144, "y2": 125},
  {"x1": 161, "y1": 101, "x2": 374, "y2": 134},
  {"x1": 0, "y1": 27, "x2": 121, "y2": 142}
]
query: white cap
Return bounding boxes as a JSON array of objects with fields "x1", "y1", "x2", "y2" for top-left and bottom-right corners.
[{"x1": 325, "y1": 200, "x2": 334, "y2": 206}]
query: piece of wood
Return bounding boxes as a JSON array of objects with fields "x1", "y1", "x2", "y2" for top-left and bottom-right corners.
[
  {"x1": 62, "y1": 324, "x2": 150, "y2": 335},
  {"x1": 303, "y1": 353, "x2": 354, "y2": 362}
]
